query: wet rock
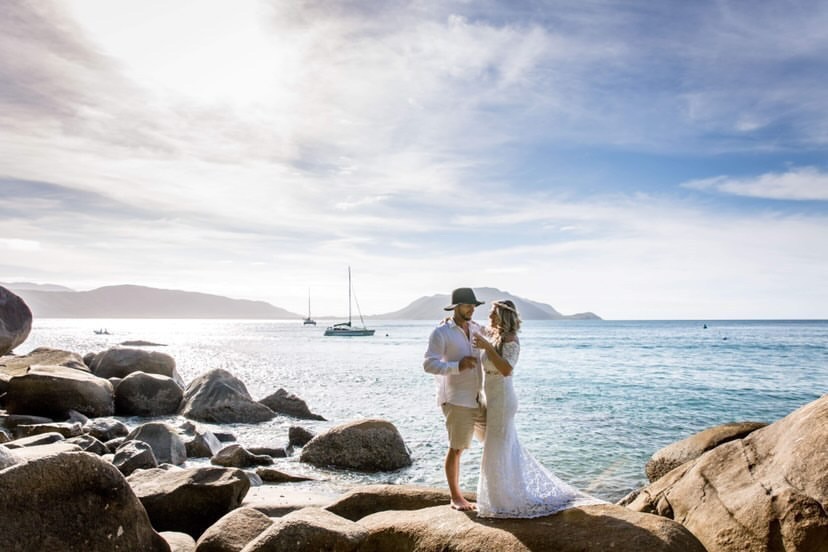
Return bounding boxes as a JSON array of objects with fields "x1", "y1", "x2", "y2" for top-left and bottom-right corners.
[
  {"x1": 183, "y1": 425, "x2": 224, "y2": 458},
  {"x1": 0, "y1": 286, "x2": 32, "y2": 356},
  {"x1": 300, "y1": 418, "x2": 412, "y2": 472},
  {"x1": 115, "y1": 371, "x2": 183, "y2": 416},
  {"x1": 114, "y1": 440, "x2": 159, "y2": 476},
  {"x1": 248, "y1": 445, "x2": 290, "y2": 458},
  {"x1": 180, "y1": 369, "x2": 275, "y2": 424},
  {"x1": 126, "y1": 422, "x2": 187, "y2": 465},
  {"x1": 211, "y1": 444, "x2": 274, "y2": 468},
  {"x1": 256, "y1": 467, "x2": 315, "y2": 483},
  {"x1": 65, "y1": 434, "x2": 108, "y2": 455},
  {"x1": 288, "y1": 426, "x2": 315, "y2": 448},
  {"x1": 121, "y1": 340, "x2": 167, "y2": 347},
  {"x1": 84, "y1": 416, "x2": 129, "y2": 442},
  {"x1": 259, "y1": 388, "x2": 325, "y2": 421}
]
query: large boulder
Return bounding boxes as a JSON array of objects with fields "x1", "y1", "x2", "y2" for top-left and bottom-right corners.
[
  {"x1": 359, "y1": 504, "x2": 705, "y2": 552},
  {"x1": 115, "y1": 371, "x2": 184, "y2": 416},
  {"x1": 128, "y1": 466, "x2": 251, "y2": 539},
  {"x1": 126, "y1": 422, "x2": 187, "y2": 465},
  {"x1": 0, "y1": 450, "x2": 169, "y2": 551},
  {"x1": 326, "y1": 484, "x2": 474, "y2": 521},
  {"x1": 0, "y1": 347, "x2": 89, "y2": 377},
  {"x1": 195, "y1": 507, "x2": 274, "y2": 552},
  {"x1": 5, "y1": 365, "x2": 114, "y2": 417},
  {"x1": 300, "y1": 418, "x2": 412, "y2": 472},
  {"x1": 0, "y1": 286, "x2": 32, "y2": 356},
  {"x1": 180, "y1": 369, "x2": 275, "y2": 424},
  {"x1": 92, "y1": 347, "x2": 182, "y2": 384},
  {"x1": 114, "y1": 440, "x2": 159, "y2": 476},
  {"x1": 259, "y1": 388, "x2": 325, "y2": 420},
  {"x1": 645, "y1": 421, "x2": 767, "y2": 482},
  {"x1": 627, "y1": 394, "x2": 828, "y2": 552},
  {"x1": 242, "y1": 507, "x2": 367, "y2": 552}
]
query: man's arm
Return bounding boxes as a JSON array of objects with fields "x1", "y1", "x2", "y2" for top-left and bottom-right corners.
[{"x1": 423, "y1": 329, "x2": 460, "y2": 375}]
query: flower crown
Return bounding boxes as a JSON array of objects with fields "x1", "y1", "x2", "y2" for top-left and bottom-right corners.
[{"x1": 492, "y1": 300, "x2": 518, "y2": 314}]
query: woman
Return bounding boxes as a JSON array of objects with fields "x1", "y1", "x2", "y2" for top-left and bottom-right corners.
[{"x1": 472, "y1": 299, "x2": 604, "y2": 518}]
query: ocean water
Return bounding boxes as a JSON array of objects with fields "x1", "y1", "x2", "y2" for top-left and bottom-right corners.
[{"x1": 17, "y1": 318, "x2": 828, "y2": 502}]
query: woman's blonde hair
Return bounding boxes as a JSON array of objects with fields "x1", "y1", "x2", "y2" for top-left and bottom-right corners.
[{"x1": 491, "y1": 299, "x2": 521, "y2": 353}]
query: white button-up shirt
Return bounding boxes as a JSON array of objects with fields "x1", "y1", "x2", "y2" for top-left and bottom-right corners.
[{"x1": 423, "y1": 317, "x2": 483, "y2": 408}]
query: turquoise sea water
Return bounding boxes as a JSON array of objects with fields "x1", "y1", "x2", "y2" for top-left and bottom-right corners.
[{"x1": 19, "y1": 318, "x2": 828, "y2": 502}]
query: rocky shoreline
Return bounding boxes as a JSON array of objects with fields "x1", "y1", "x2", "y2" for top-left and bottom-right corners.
[{"x1": 2, "y1": 285, "x2": 827, "y2": 551}]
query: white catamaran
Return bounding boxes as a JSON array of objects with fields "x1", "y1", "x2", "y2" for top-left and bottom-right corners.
[{"x1": 324, "y1": 266, "x2": 374, "y2": 336}]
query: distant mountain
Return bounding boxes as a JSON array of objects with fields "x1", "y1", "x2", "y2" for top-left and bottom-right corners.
[
  {"x1": 372, "y1": 287, "x2": 601, "y2": 320},
  {"x1": 2, "y1": 282, "x2": 75, "y2": 292},
  {"x1": 5, "y1": 284, "x2": 302, "y2": 319}
]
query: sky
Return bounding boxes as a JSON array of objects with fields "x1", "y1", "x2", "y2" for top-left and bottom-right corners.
[{"x1": 1, "y1": 0, "x2": 827, "y2": 319}]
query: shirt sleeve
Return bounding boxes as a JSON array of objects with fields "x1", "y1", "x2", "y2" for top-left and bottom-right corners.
[
  {"x1": 501, "y1": 341, "x2": 520, "y2": 368},
  {"x1": 423, "y1": 328, "x2": 460, "y2": 375}
]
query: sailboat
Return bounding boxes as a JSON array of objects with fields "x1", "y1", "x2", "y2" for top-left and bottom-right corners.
[
  {"x1": 324, "y1": 266, "x2": 375, "y2": 336},
  {"x1": 303, "y1": 290, "x2": 316, "y2": 326}
]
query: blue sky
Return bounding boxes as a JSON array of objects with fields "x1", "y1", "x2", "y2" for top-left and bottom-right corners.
[{"x1": 1, "y1": 0, "x2": 826, "y2": 319}]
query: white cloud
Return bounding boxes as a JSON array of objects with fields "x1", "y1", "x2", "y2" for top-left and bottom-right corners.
[
  {"x1": 0, "y1": 239, "x2": 41, "y2": 251},
  {"x1": 682, "y1": 167, "x2": 828, "y2": 201}
]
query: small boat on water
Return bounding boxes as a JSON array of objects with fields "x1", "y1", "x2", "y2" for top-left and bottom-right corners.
[
  {"x1": 324, "y1": 266, "x2": 374, "y2": 337},
  {"x1": 94, "y1": 328, "x2": 111, "y2": 335},
  {"x1": 303, "y1": 290, "x2": 316, "y2": 326}
]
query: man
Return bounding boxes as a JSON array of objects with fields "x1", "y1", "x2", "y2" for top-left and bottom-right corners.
[{"x1": 423, "y1": 287, "x2": 486, "y2": 511}]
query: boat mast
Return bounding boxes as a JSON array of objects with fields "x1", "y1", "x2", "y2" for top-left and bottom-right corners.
[{"x1": 348, "y1": 266, "x2": 352, "y2": 325}]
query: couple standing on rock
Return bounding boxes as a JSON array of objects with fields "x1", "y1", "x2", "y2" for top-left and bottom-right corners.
[{"x1": 424, "y1": 287, "x2": 603, "y2": 518}]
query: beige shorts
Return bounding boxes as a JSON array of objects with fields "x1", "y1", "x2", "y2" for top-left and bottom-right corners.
[{"x1": 441, "y1": 403, "x2": 486, "y2": 450}]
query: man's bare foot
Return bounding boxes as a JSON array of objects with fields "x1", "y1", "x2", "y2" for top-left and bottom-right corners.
[{"x1": 450, "y1": 497, "x2": 476, "y2": 511}]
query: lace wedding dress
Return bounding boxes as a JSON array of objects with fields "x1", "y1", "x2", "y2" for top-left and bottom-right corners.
[{"x1": 477, "y1": 340, "x2": 604, "y2": 518}]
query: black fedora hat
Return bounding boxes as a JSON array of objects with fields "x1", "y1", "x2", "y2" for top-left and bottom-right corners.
[{"x1": 444, "y1": 288, "x2": 484, "y2": 310}]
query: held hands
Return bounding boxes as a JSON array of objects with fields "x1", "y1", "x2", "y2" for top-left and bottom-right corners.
[
  {"x1": 472, "y1": 333, "x2": 492, "y2": 352},
  {"x1": 459, "y1": 356, "x2": 478, "y2": 371}
]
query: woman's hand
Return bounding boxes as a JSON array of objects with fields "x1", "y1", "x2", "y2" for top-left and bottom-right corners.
[{"x1": 472, "y1": 333, "x2": 492, "y2": 351}]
